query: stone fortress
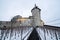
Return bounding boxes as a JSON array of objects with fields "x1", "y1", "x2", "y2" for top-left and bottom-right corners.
[
  {"x1": 0, "y1": 5, "x2": 60, "y2": 40},
  {"x1": 0, "y1": 5, "x2": 44, "y2": 28}
]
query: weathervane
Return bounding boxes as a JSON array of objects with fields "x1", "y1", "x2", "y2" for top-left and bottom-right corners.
[
  {"x1": 35, "y1": 4, "x2": 37, "y2": 7},
  {"x1": 35, "y1": 4, "x2": 38, "y2": 8},
  {"x1": 35, "y1": 4, "x2": 36, "y2": 7}
]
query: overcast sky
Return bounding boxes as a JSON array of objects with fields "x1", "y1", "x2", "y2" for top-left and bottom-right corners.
[{"x1": 0, "y1": 0, "x2": 60, "y2": 27}]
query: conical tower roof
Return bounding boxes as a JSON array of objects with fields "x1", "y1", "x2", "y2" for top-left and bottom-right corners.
[{"x1": 31, "y1": 4, "x2": 41, "y2": 12}]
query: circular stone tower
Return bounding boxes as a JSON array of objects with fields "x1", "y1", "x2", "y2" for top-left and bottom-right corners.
[{"x1": 31, "y1": 4, "x2": 41, "y2": 26}]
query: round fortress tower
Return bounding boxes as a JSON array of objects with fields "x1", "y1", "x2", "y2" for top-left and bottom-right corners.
[{"x1": 31, "y1": 4, "x2": 41, "y2": 26}]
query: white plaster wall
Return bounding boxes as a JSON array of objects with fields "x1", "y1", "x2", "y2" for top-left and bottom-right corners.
[
  {"x1": 0, "y1": 21, "x2": 11, "y2": 27},
  {"x1": 20, "y1": 19, "x2": 32, "y2": 26},
  {"x1": 31, "y1": 9, "x2": 41, "y2": 26}
]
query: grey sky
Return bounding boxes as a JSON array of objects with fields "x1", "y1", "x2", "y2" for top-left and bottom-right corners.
[{"x1": 0, "y1": 0, "x2": 60, "y2": 26}]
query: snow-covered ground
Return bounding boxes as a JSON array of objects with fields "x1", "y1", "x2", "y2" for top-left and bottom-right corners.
[
  {"x1": 0, "y1": 27, "x2": 33, "y2": 40},
  {"x1": 37, "y1": 28, "x2": 60, "y2": 40},
  {"x1": 0, "y1": 26, "x2": 60, "y2": 40}
]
